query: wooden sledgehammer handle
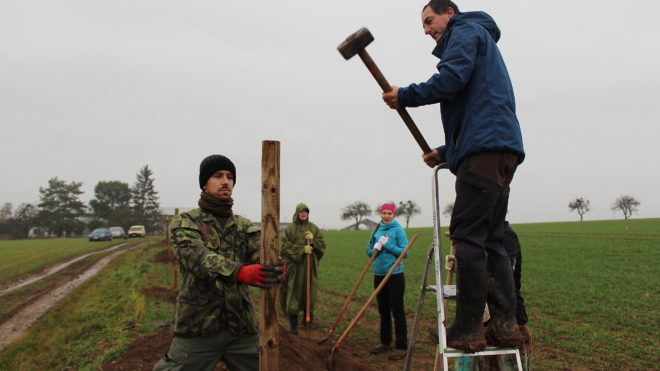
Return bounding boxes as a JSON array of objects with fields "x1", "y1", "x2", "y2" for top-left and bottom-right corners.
[{"x1": 357, "y1": 50, "x2": 432, "y2": 154}]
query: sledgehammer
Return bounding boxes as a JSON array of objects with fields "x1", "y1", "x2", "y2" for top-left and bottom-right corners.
[{"x1": 338, "y1": 27, "x2": 432, "y2": 154}]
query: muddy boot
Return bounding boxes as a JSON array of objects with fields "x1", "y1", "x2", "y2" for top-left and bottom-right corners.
[
  {"x1": 485, "y1": 256, "x2": 524, "y2": 348},
  {"x1": 289, "y1": 315, "x2": 298, "y2": 335},
  {"x1": 446, "y1": 259, "x2": 487, "y2": 353},
  {"x1": 519, "y1": 324, "x2": 532, "y2": 346}
]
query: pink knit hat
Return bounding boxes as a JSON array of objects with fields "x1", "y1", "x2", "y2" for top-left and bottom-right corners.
[{"x1": 380, "y1": 203, "x2": 396, "y2": 216}]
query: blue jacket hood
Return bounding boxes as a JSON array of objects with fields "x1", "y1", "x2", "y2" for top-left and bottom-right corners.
[
  {"x1": 454, "y1": 11, "x2": 500, "y2": 43},
  {"x1": 397, "y1": 10, "x2": 524, "y2": 173}
]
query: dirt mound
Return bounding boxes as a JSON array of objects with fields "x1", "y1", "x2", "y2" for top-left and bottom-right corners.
[
  {"x1": 140, "y1": 286, "x2": 177, "y2": 304},
  {"x1": 101, "y1": 325, "x2": 378, "y2": 371},
  {"x1": 153, "y1": 248, "x2": 175, "y2": 264}
]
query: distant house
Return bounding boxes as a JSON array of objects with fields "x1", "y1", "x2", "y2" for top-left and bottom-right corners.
[{"x1": 342, "y1": 218, "x2": 378, "y2": 231}]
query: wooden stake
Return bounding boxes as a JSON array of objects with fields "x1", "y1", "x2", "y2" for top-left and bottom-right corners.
[
  {"x1": 260, "y1": 140, "x2": 280, "y2": 371},
  {"x1": 170, "y1": 208, "x2": 179, "y2": 289}
]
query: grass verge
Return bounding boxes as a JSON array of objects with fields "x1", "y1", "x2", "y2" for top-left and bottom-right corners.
[{"x1": 0, "y1": 240, "x2": 173, "y2": 370}]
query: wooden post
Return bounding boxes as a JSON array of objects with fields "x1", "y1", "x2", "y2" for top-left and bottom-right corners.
[
  {"x1": 260, "y1": 140, "x2": 280, "y2": 370},
  {"x1": 170, "y1": 208, "x2": 180, "y2": 289}
]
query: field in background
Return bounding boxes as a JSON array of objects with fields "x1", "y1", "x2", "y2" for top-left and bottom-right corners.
[
  {"x1": 0, "y1": 238, "x2": 120, "y2": 283},
  {"x1": 318, "y1": 218, "x2": 659, "y2": 370},
  {"x1": 0, "y1": 220, "x2": 657, "y2": 370}
]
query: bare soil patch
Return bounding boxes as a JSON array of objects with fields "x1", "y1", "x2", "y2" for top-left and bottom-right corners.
[
  {"x1": 0, "y1": 243, "x2": 129, "y2": 296},
  {"x1": 101, "y1": 280, "x2": 439, "y2": 371},
  {"x1": 0, "y1": 243, "x2": 141, "y2": 351},
  {"x1": 100, "y1": 323, "x2": 381, "y2": 371}
]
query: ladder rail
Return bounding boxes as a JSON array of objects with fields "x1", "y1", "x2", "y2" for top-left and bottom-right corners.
[
  {"x1": 402, "y1": 244, "x2": 435, "y2": 370},
  {"x1": 404, "y1": 164, "x2": 523, "y2": 371},
  {"x1": 431, "y1": 165, "x2": 448, "y2": 353}
]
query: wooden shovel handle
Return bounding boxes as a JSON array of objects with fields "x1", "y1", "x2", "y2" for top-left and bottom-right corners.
[
  {"x1": 306, "y1": 243, "x2": 312, "y2": 324},
  {"x1": 334, "y1": 235, "x2": 418, "y2": 348},
  {"x1": 328, "y1": 250, "x2": 380, "y2": 333}
]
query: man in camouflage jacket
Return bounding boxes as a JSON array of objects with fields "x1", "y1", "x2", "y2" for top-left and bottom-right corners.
[{"x1": 153, "y1": 154, "x2": 284, "y2": 371}]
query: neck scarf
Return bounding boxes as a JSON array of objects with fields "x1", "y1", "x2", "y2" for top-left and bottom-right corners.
[{"x1": 198, "y1": 191, "x2": 234, "y2": 217}]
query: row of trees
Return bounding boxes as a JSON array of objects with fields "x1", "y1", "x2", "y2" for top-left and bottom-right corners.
[
  {"x1": 337, "y1": 193, "x2": 642, "y2": 231},
  {"x1": 340, "y1": 200, "x2": 421, "y2": 229},
  {"x1": 0, "y1": 165, "x2": 161, "y2": 239},
  {"x1": 569, "y1": 195, "x2": 641, "y2": 221}
]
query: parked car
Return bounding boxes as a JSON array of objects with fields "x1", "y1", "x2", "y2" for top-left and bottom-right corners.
[
  {"x1": 109, "y1": 226, "x2": 126, "y2": 239},
  {"x1": 89, "y1": 228, "x2": 112, "y2": 242},
  {"x1": 127, "y1": 225, "x2": 146, "y2": 238}
]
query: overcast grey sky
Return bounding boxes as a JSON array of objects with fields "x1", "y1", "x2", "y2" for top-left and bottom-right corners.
[{"x1": 1, "y1": 0, "x2": 659, "y2": 229}]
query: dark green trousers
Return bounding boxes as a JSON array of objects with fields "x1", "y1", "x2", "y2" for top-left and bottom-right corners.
[{"x1": 153, "y1": 331, "x2": 258, "y2": 371}]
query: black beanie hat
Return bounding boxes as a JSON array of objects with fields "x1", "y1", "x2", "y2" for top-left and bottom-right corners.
[{"x1": 199, "y1": 155, "x2": 236, "y2": 189}]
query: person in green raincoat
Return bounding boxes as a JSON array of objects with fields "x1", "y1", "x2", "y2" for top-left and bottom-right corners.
[{"x1": 279, "y1": 203, "x2": 326, "y2": 334}]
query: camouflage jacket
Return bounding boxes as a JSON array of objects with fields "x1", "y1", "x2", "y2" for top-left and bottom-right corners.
[{"x1": 170, "y1": 208, "x2": 260, "y2": 337}]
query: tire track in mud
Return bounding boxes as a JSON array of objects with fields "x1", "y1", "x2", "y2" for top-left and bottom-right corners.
[
  {"x1": 0, "y1": 243, "x2": 142, "y2": 352},
  {"x1": 0, "y1": 243, "x2": 130, "y2": 296}
]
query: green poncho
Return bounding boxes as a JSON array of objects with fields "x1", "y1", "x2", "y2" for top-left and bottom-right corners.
[{"x1": 279, "y1": 203, "x2": 326, "y2": 316}]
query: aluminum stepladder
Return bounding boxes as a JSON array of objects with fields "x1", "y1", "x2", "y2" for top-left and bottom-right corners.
[{"x1": 403, "y1": 164, "x2": 522, "y2": 371}]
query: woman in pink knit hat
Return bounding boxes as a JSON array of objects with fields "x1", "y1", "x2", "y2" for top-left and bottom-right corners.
[{"x1": 366, "y1": 203, "x2": 410, "y2": 360}]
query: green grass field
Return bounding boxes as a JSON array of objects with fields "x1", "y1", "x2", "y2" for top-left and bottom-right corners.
[
  {"x1": 0, "y1": 238, "x2": 120, "y2": 283},
  {"x1": 0, "y1": 220, "x2": 657, "y2": 370},
  {"x1": 319, "y1": 219, "x2": 660, "y2": 370}
]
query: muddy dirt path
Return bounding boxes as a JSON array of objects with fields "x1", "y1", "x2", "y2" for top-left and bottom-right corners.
[
  {"x1": 0, "y1": 243, "x2": 141, "y2": 352},
  {"x1": 0, "y1": 243, "x2": 130, "y2": 296}
]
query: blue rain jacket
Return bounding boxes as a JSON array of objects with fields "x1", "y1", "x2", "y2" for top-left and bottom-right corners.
[
  {"x1": 398, "y1": 11, "x2": 525, "y2": 173},
  {"x1": 366, "y1": 219, "x2": 409, "y2": 276}
]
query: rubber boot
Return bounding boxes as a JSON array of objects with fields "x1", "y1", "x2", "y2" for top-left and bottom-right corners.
[
  {"x1": 485, "y1": 256, "x2": 524, "y2": 347},
  {"x1": 446, "y1": 258, "x2": 488, "y2": 353},
  {"x1": 289, "y1": 315, "x2": 298, "y2": 335}
]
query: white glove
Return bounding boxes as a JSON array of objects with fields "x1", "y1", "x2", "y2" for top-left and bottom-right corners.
[
  {"x1": 373, "y1": 242, "x2": 383, "y2": 251},
  {"x1": 377, "y1": 235, "x2": 389, "y2": 245}
]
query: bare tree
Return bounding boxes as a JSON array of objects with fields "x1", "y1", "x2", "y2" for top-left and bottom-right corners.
[
  {"x1": 442, "y1": 203, "x2": 454, "y2": 218},
  {"x1": 568, "y1": 197, "x2": 591, "y2": 221},
  {"x1": 11, "y1": 203, "x2": 39, "y2": 238},
  {"x1": 341, "y1": 201, "x2": 372, "y2": 230},
  {"x1": 0, "y1": 202, "x2": 12, "y2": 220},
  {"x1": 397, "y1": 200, "x2": 421, "y2": 228},
  {"x1": 611, "y1": 195, "x2": 640, "y2": 220}
]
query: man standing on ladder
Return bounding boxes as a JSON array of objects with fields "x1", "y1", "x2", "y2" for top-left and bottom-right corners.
[{"x1": 382, "y1": 0, "x2": 525, "y2": 353}]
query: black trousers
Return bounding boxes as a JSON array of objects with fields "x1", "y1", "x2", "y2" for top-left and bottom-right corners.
[
  {"x1": 504, "y1": 223, "x2": 529, "y2": 325},
  {"x1": 450, "y1": 152, "x2": 519, "y2": 261},
  {"x1": 512, "y1": 249, "x2": 528, "y2": 325},
  {"x1": 374, "y1": 273, "x2": 407, "y2": 349}
]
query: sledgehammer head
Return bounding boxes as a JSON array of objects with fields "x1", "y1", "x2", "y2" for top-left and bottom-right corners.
[{"x1": 337, "y1": 27, "x2": 374, "y2": 60}]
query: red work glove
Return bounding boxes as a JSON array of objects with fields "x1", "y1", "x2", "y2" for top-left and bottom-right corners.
[{"x1": 237, "y1": 260, "x2": 285, "y2": 288}]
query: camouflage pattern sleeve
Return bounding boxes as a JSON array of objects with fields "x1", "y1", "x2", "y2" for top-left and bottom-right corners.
[
  {"x1": 170, "y1": 214, "x2": 240, "y2": 280},
  {"x1": 239, "y1": 216, "x2": 261, "y2": 265}
]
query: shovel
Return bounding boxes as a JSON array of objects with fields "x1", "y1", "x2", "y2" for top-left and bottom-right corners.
[
  {"x1": 305, "y1": 236, "x2": 313, "y2": 328},
  {"x1": 318, "y1": 249, "x2": 380, "y2": 344},
  {"x1": 443, "y1": 231, "x2": 456, "y2": 315},
  {"x1": 327, "y1": 234, "x2": 418, "y2": 370}
]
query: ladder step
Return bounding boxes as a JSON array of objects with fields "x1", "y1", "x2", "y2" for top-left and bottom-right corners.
[
  {"x1": 444, "y1": 346, "x2": 521, "y2": 358},
  {"x1": 424, "y1": 284, "x2": 456, "y2": 299}
]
